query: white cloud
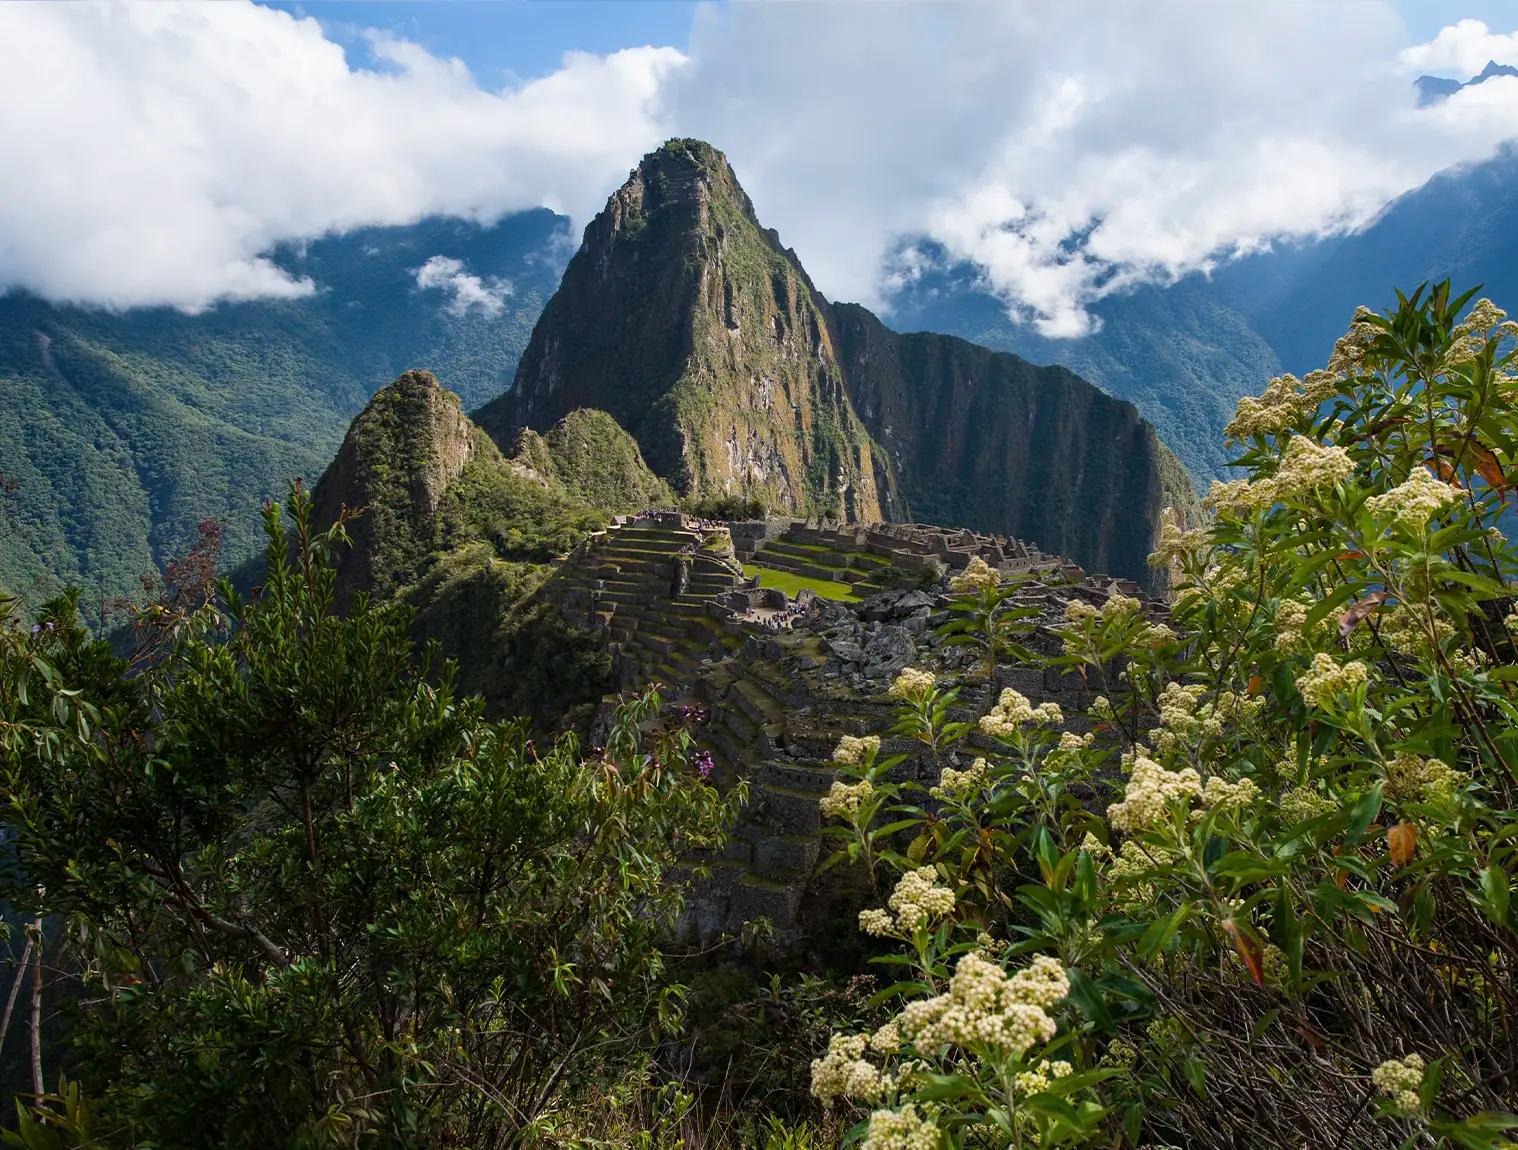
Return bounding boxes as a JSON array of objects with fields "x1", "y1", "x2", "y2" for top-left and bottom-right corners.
[
  {"x1": 667, "y1": 4, "x2": 1518, "y2": 335},
  {"x1": 0, "y1": 1, "x2": 682, "y2": 310},
  {"x1": 1397, "y1": 18, "x2": 1518, "y2": 76},
  {"x1": 2, "y1": 3, "x2": 1517, "y2": 337},
  {"x1": 414, "y1": 255, "x2": 511, "y2": 316}
]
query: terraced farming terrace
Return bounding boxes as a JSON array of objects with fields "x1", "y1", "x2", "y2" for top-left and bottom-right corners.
[{"x1": 535, "y1": 511, "x2": 1155, "y2": 942}]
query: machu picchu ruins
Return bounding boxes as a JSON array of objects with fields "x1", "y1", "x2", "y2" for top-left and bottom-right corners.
[{"x1": 538, "y1": 509, "x2": 1155, "y2": 943}]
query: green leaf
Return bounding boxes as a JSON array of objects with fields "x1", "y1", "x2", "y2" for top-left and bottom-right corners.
[
  {"x1": 1137, "y1": 903, "x2": 1191, "y2": 961},
  {"x1": 1347, "y1": 783, "x2": 1384, "y2": 839},
  {"x1": 1478, "y1": 864, "x2": 1510, "y2": 925}
]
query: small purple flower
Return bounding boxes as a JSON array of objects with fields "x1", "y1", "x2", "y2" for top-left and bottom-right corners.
[
  {"x1": 693, "y1": 750, "x2": 716, "y2": 780},
  {"x1": 30, "y1": 624, "x2": 41, "y2": 635}
]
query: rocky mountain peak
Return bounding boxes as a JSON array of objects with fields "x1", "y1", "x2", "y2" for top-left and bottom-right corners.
[
  {"x1": 477, "y1": 137, "x2": 891, "y2": 523},
  {"x1": 474, "y1": 138, "x2": 1189, "y2": 583},
  {"x1": 315, "y1": 369, "x2": 492, "y2": 602}
]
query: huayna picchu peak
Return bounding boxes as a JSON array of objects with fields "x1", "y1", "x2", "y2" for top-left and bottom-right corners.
[{"x1": 478, "y1": 139, "x2": 1193, "y2": 583}]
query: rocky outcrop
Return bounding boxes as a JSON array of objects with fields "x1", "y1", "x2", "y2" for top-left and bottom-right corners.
[
  {"x1": 479, "y1": 138, "x2": 1192, "y2": 585},
  {"x1": 314, "y1": 369, "x2": 490, "y2": 604},
  {"x1": 829, "y1": 305, "x2": 1197, "y2": 582}
]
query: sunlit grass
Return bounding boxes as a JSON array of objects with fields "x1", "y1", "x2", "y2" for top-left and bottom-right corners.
[{"x1": 742, "y1": 563, "x2": 861, "y2": 602}]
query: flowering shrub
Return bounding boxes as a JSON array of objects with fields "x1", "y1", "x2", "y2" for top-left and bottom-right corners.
[{"x1": 816, "y1": 284, "x2": 1518, "y2": 1149}]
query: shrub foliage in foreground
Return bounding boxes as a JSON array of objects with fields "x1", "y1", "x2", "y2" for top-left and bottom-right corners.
[
  {"x1": 815, "y1": 284, "x2": 1518, "y2": 1149},
  {"x1": 0, "y1": 488, "x2": 737, "y2": 1147}
]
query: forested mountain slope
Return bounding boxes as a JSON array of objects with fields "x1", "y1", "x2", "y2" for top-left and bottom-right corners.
[{"x1": 0, "y1": 212, "x2": 567, "y2": 605}]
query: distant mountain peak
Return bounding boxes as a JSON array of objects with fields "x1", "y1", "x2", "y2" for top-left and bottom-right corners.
[
  {"x1": 1476, "y1": 59, "x2": 1518, "y2": 81},
  {"x1": 1415, "y1": 60, "x2": 1518, "y2": 105}
]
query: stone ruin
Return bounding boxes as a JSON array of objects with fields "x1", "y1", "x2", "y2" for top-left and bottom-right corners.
[{"x1": 536, "y1": 512, "x2": 1155, "y2": 945}]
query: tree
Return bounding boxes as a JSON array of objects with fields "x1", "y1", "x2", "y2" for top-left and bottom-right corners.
[{"x1": 1, "y1": 485, "x2": 737, "y2": 1148}]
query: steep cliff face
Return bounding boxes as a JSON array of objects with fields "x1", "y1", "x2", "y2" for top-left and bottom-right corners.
[
  {"x1": 478, "y1": 139, "x2": 891, "y2": 522},
  {"x1": 829, "y1": 304, "x2": 1194, "y2": 582},
  {"x1": 481, "y1": 138, "x2": 1192, "y2": 583}
]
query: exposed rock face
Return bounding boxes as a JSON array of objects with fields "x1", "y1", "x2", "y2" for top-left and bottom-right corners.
[
  {"x1": 314, "y1": 369, "x2": 489, "y2": 603},
  {"x1": 480, "y1": 139, "x2": 1192, "y2": 584},
  {"x1": 477, "y1": 139, "x2": 891, "y2": 522},
  {"x1": 830, "y1": 305, "x2": 1197, "y2": 582}
]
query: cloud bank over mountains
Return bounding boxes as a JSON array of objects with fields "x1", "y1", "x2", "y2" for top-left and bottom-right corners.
[
  {"x1": 0, "y1": 3, "x2": 678, "y2": 311},
  {"x1": 2, "y1": 1, "x2": 1516, "y2": 336}
]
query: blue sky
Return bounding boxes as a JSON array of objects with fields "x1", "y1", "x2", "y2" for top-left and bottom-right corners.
[{"x1": 263, "y1": 1, "x2": 702, "y2": 84}]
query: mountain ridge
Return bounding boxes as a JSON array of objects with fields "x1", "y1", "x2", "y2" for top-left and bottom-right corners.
[{"x1": 483, "y1": 138, "x2": 1186, "y2": 583}]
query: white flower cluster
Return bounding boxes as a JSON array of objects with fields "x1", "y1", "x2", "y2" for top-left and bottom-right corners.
[
  {"x1": 1062, "y1": 590, "x2": 1169, "y2": 657},
  {"x1": 1013, "y1": 1058, "x2": 1073, "y2": 1095},
  {"x1": 1148, "y1": 508, "x2": 1207, "y2": 572},
  {"x1": 870, "y1": 1019, "x2": 902, "y2": 1054},
  {"x1": 820, "y1": 778, "x2": 874, "y2": 819},
  {"x1": 896, "y1": 952, "x2": 1066, "y2": 1056},
  {"x1": 1371, "y1": 1053, "x2": 1425, "y2": 1117},
  {"x1": 1326, "y1": 308, "x2": 1381, "y2": 376},
  {"x1": 1202, "y1": 775, "x2": 1259, "y2": 814},
  {"x1": 1079, "y1": 832, "x2": 1111, "y2": 859},
  {"x1": 1279, "y1": 784, "x2": 1335, "y2": 823},
  {"x1": 1150, "y1": 682, "x2": 1207, "y2": 754},
  {"x1": 861, "y1": 1104, "x2": 939, "y2": 1150},
  {"x1": 1384, "y1": 753, "x2": 1465, "y2": 802},
  {"x1": 810, "y1": 1033, "x2": 888, "y2": 1103},
  {"x1": 887, "y1": 867, "x2": 956, "y2": 932},
  {"x1": 1205, "y1": 478, "x2": 1258, "y2": 519},
  {"x1": 859, "y1": 908, "x2": 895, "y2": 936},
  {"x1": 1273, "y1": 597, "x2": 1314, "y2": 653},
  {"x1": 1206, "y1": 437, "x2": 1356, "y2": 518},
  {"x1": 1107, "y1": 755, "x2": 1202, "y2": 831},
  {"x1": 1063, "y1": 591, "x2": 1144, "y2": 629},
  {"x1": 1447, "y1": 299, "x2": 1510, "y2": 366},
  {"x1": 833, "y1": 734, "x2": 882, "y2": 766},
  {"x1": 980, "y1": 688, "x2": 1062, "y2": 737},
  {"x1": 1225, "y1": 371, "x2": 1340, "y2": 441},
  {"x1": 1378, "y1": 603, "x2": 1455, "y2": 655},
  {"x1": 1295, "y1": 653, "x2": 1369, "y2": 709},
  {"x1": 930, "y1": 757, "x2": 988, "y2": 801},
  {"x1": 1267, "y1": 436, "x2": 1357, "y2": 503},
  {"x1": 889, "y1": 667, "x2": 937, "y2": 702},
  {"x1": 1106, "y1": 839, "x2": 1180, "y2": 908},
  {"x1": 1365, "y1": 467, "x2": 1463, "y2": 529},
  {"x1": 949, "y1": 555, "x2": 1000, "y2": 594}
]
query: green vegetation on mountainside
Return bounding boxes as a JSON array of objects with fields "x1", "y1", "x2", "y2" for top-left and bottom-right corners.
[
  {"x1": 481, "y1": 138, "x2": 891, "y2": 521},
  {"x1": 830, "y1": 303, "x2": 1200, "y2": 580},
  {"x1": 314, "y1": 374, "x2": 671, "y2": 724},
  {"x1": 513, "y1": 408, "x2": 675, "y2": 511},
  {"x1": 0, "y1": 212, "x2": 565, "y2": 608}
]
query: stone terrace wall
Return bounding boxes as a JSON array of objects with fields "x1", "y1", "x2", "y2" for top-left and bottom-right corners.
[
  {"x1": 534, "y1": 515, "x2": 1154, "y2": 947},
  {"x1": 677, "y1": 567, "x2": 1159, "y2": 946}
]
